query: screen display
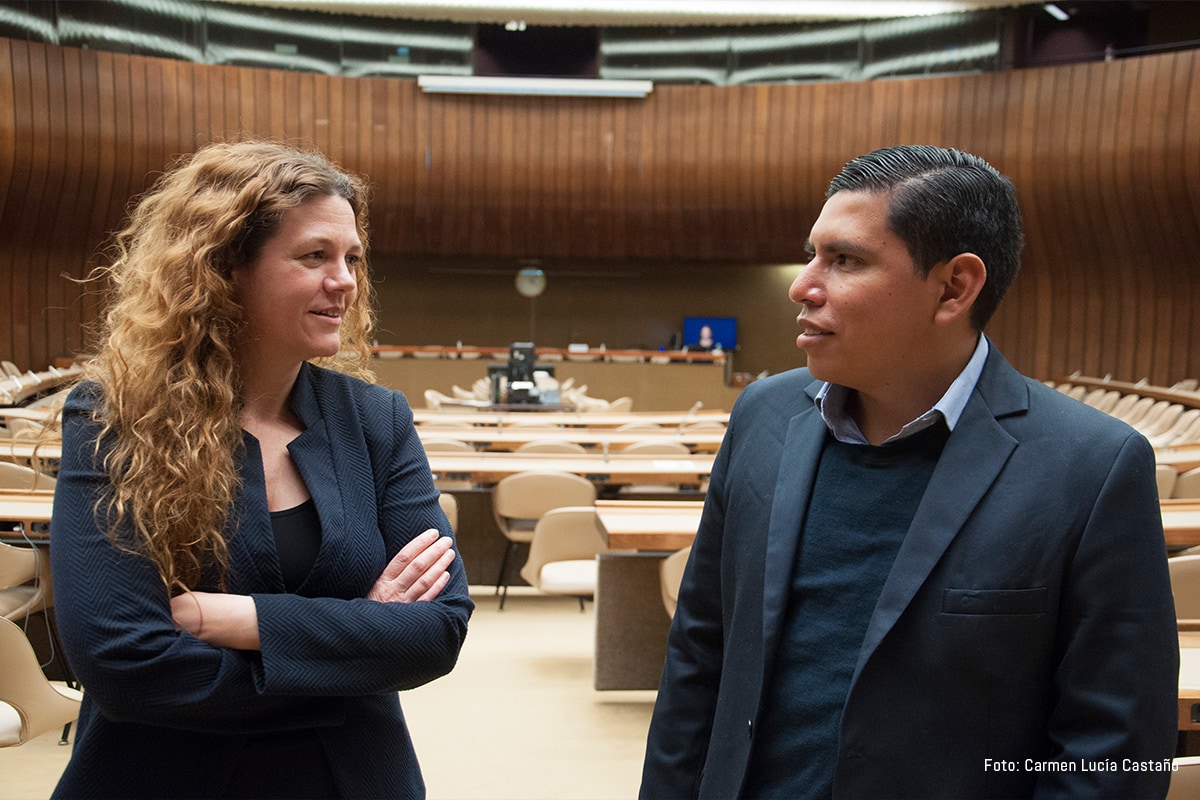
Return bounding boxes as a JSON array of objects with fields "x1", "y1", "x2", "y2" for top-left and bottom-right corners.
[{"x1": 682, "y1": 317, "x2": 736, "y2": 350}]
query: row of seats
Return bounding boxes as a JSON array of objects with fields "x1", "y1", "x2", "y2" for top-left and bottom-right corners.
[
  {"x1": 1051, "y1": 380, "x2": 1200, "y2": 448},
  {"x1": 0, "y1": 362, "x2": 81, "y2": 408},
  {"x1": 424, "y1": 375, "x2": 634, "y2": 413}
]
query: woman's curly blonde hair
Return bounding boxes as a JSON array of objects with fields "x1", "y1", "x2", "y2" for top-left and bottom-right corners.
[{"x1": 84, "y1": 140, "x2": 376, "y2": 591}]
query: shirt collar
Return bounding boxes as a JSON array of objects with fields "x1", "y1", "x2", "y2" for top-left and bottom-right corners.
[{"x1": 814, "y1": 335, "x2": 989, "y2": 445}]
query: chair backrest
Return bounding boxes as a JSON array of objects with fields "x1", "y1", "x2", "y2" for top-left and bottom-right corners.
[
  {"x1": 491, "y1": 470, "x2": 597, "y2": 538},
  {"x1": 0, "y1": 616, "x2": 82, "y2": 747},
  {"x1": 680, "y1": 419, "x2": 727, "y2": 431},
  {"x1": 1167, "y1": 756, "x2": 1200, "y2": 800},
  {"x1": 0, "y1": 541, "x2": 40, "y2": 594},
  {"x1": 437, "y1": 492, "x2": 459, "y2": 532},
  {"x1": 1168, "y1": 554, "x2": 1200, "y2": 618},
  {"x1": 0, "y1": 462, "x2": 56, "y2": 491},
  {"x1": 607, "y1": 396, "x2": 634, "y2": 413},
  {"x1": 515, "y1": 440, "x2": 587, "y2": 454},
  {"x1": 1106, "y1": 393, "x2": 1140, "y2": 419},
  {"x1": 421, "y1": 438, "x2": 476, "y2": 452},
  {"x1": 518, "y1": 507, "x2": 610, "y2": 588},
  {"x1": 616, "y1": 422, "x2": 664, "y2": 432},
  {"x1": 1118, "y1": 396, "x2": 1157, "y2": 425},
  {"x1": 1150, "y1": 408, "x2": 1200, "y2": 447},
  {"x1": 660, "y1": 546, "x2": 692, "y2": 619},
  {"x1": 622, "y1": 439, "x2": 691, "y2": 456},
  {"x1": 1175, "y1": 467, "x2": 1200, "y2": 500},
  {"x1": 1157, "y1": 465, "x2": 1179, "y2": 500},
  {"x1": 0, "y1": 361, "x2": 20, "y2": 378}
]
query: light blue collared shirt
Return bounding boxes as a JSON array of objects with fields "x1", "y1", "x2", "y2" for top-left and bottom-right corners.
[{"x1": 814, "y1": 335, "x2": 990, "y2": 445}]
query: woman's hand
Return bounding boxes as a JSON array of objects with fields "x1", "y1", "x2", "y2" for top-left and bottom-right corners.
[
  {"x1": 368, "y1": 529, "x2": 455, "y2": 603},
  {"x1": 171, "y1": 591, "x2": 261, "y2": 650}
]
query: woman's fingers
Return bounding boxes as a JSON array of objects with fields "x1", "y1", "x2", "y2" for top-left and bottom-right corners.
[{"x1": 368, "y1": 530, "x2": 456, "y2": 603}]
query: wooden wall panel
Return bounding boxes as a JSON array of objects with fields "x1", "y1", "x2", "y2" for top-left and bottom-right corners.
[{"x1": 1, "y1": 39, "x2": 1198, "y2": 386}]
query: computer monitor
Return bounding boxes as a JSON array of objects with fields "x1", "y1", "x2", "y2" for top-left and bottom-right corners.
[
  {"x1": 683, "y1": 316, "x2": 736, "y2": 351},
  {"x1": 508, "y1": 342, "x2": 536, "y2": 384}
]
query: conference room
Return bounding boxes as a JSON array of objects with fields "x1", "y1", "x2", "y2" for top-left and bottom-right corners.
[{"x1": 3, "y1": 1, "x2": 1200, "y2": 797}]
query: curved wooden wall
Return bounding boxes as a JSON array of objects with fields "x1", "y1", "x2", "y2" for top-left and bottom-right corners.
[{"x1": 1, "y1": 38, "x2": 1198, "y2": 383}]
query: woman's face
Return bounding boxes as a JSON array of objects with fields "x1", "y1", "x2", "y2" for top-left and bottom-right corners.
[{"x1": 231, "y1": 194, "x2": 361, "y2": 368}]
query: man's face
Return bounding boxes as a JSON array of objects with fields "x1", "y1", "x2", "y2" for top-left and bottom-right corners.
[{"x1": 789, "y1": 190, "x2": 946, "y2": 396}]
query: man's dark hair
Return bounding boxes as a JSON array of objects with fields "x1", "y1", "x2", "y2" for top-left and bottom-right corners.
[{"x1": 828, "y1": 145, "x2": 1023, "y2": 330}]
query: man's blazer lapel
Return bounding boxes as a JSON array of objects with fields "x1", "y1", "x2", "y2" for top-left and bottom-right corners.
[
  {"x1": 851, "y1": 349, "x2": 1030, "y2": 681},
  {"x1": 761, "y1": 376, "x2": 828, "y2": 674}
]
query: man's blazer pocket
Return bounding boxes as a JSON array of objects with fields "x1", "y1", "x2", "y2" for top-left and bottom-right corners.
[{"x1": 942, "y1": 587, "x2": 1047, "y2": 615}]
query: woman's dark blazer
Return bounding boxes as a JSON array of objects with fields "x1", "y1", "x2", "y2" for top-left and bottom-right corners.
[
  {"x1": 641, "y1": 346, "x2": 1178, "y2": 799},
  {"x1": 50, "y1": 363, "x2": 473, "y2": 799}
]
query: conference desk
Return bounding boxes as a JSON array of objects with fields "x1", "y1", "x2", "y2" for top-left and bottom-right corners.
[
  {"x1": 427, "y1": 451, "x2": 714, "y2": 487},
  {"x1": 414, "y1": 409, "x2": 730, "y2": 429},
  {"x1": 591, "y1": 500, "x2": 702, "y2": 690},
  {"x1": 0, "y1": 489, "x2": 53, "y2": 541},
  {"x1": 418, "y1": 427, "x2": 725, "y2": 453}
]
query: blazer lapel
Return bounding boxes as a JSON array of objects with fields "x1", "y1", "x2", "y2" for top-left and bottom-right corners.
[
  {"x1": 286, "y1": 365, "x2": 344, "y2": 591},
  {"x1": 851, "y1": 349, "x2": 1029, "y2": 680},
  {"x1": 226, "y1": 432, "x2": 288, "y2": 591},
  {"x1": 761, "y1": 376, "x2": 829, "y2": 677}
]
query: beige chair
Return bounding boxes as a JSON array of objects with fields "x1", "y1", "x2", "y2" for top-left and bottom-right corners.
[
  {"x1": 1174, "y1": 467, "x2": 1200, "y2": 500},
  {"x1": 437, "y1": 492, "x2": 459, "y2": 533},
  {"x1": 1166, "y1": 413, "x2": 1200, "y2": 447},
  {"x1": 1157, "y1": 465, "x2": 1180, "y2": 500},
  {"x1": 491, "y1": 470, "x2": 597, "y2": 609},
  {"x1": 659, "y1": 546, "x2": 692, "y2": 619},
  {"x1": 616, "y1": 421, "x2": 664, "y2": 432},
  {"x1": 622, "y1": 440, "x2": 691, "y2": 456},
  {"x1": 6, "y1": 417, "x2": 46, "y2": 439},
  {"x1": 0, "y1": 462, "x2": 57, "y2": 492},
  {"x1": 1135, "y1": 402, "x2": 1183, "y2": 437},
  {"x1": 421, "y1": 438, "x2": 475, "y2": 453},
  {"x1": 1116, "y1": 396, "x2": 1157, "y2": 426},
  {"x1": 1086, "y1": 389, "x2": 1122, "y2": 414},
  {"x1": 422, "y1": 439, "x2": 475, "y2": 490},
  {"x1": 422, "y1": 388, "x2": 459, "y2": 410},
  {"x1": 1168, "y1": 554, "x2": 1200, "y2": 618},
  {"x1": 619, "y1": 440, "x2": 694, "y2": 495},
  {"x1": 514, "y1": 440, "x2": 587, "y2": 454},
  {"x1": 0, "y1": 541, "x2": 49, "y2": 623},
  {"x1": 1150, "y1": 408, "x2": 1200, "y2": 447},
  {"x1": 680, "y1": 419, "x2": 727, "y2": 431},
  {"x1": 518, "y1": 507, "x2": 610, "y2": 611},
  {"x1": 1168, "y1": 756, "x2": 1200, "y2": 800},
  {"x1": 1106, "y1": 393, "x2": 1140, "y2": 420},
  {"x1": 0, "y1": 616, "x2": 82, "y2": 747},
  {"x1": 0, "y1": 361, "x2": 20, "y2": 378},
  {"x1": 607, "y1": 396, "x2": 634, "y2": 413}
]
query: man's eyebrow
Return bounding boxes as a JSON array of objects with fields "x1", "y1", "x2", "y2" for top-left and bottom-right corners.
[{"x1": 809, "y1": 238, "x2": 870, "y2": 256}]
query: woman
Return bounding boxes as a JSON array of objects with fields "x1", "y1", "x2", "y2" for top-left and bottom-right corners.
[{"x1": 49, "y1": 140, "x2": 472, "y2": 798}]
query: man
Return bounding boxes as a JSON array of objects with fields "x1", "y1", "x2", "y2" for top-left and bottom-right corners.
[{"x1": 640, "y1": 145, "x2": 1178, "y2": 799}]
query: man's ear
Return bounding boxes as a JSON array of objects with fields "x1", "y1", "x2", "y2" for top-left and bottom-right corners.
[{"x1": 932, "y1": 253, "x2": 986, "y2": 326}]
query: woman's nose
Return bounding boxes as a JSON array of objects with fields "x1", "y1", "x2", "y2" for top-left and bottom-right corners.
[{"x1": 326, "y1": 259, "x2": 357, "y2": 293}]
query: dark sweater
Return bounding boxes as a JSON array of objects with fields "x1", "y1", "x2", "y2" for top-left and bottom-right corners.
[{"x1": 743, "y1": 422, "x2": 949, "y2": 799}]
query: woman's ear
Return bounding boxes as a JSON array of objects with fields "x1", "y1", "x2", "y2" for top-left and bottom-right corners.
[{"x1": 933, "y1": 252, "x2": 986, "y2": 327}]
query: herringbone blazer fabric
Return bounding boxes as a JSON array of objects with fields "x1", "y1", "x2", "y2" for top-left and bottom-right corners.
[{"x1": 50, "y1": 363, "x2": 473, "y2": 798}]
